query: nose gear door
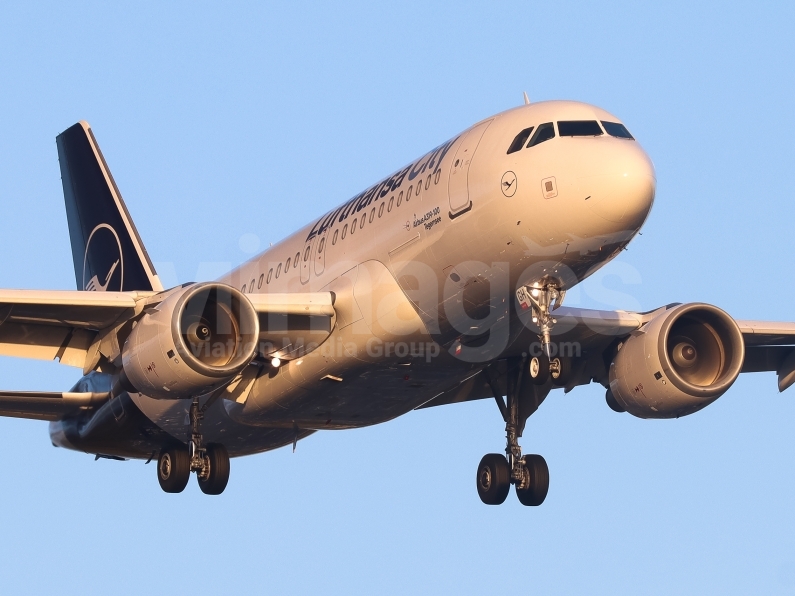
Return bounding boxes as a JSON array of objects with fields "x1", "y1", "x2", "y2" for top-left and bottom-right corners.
[{"x1": 448, "y1": 120, "x2": 492, "y2": 216}]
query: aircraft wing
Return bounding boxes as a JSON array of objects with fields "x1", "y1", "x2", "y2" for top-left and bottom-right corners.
[
  {"x1": 0, "y1": 391, "x2": 110, "y2": 421},
  {"x1": 0, "y1": 289, "x2": 147, "y2": 368},
  {"x1": 0, "y1": 288, "x2": 336, "y2": 421},
  {"x1": 523, "y1": 308, "x2": 795, "y2": 367},
  {"x1": 421, "y1": 307, "x2": 795, "y2": 410}
]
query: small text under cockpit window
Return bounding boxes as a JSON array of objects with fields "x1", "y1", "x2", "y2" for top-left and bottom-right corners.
[
  {"x1": 507, "y1": 127, "x2": 534, "y2": 154},
  {"x1": 601, "y1": 121, "x2": 635, "y2": 140},
  {"x1": 527, "y1": 122, "x2": 555, "y2": 148},
  {"x1": 558, "y1": 120, "x2": 603, "y2": 137}
]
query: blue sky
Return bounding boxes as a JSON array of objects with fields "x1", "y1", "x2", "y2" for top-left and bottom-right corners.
[{"x1": 0, "y1": 1, "x2": 794, "y2": 594}]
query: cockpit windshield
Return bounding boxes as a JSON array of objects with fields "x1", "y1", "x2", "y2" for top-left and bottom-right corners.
[
  {"x1": 506, "y1": 118, "x2": 634, "y2": 155},
  {"x1": 558, "y1": 120, "x2": 603, "y2": 137},
  {"x1": 527, "y1": 122, "x2": 555, "y2": 148},
  {"x1": 506, "y1": 127, "x2": 534, "y2": 154},
  {"x1": 601, "y1": 121, "x2": 634, "y2": 140}
]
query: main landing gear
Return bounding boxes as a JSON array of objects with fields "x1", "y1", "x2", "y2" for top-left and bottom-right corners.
[
  {"x1": 157, "y1": 397, "x2": 230, "y2": 495},
  {"x1": 477, "y1": 358, "x2": 550, "y2": 506}
]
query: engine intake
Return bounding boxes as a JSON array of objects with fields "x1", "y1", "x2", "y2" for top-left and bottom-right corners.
[
  {"x1": 609, "y1": 303, "x2": 744, "y2": 418},
  {"x1": 122, "y1": 283, "x2": 259, "y2": 399}
]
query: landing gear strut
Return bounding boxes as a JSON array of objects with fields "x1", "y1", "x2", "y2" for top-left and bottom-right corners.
[
  {"x1": 519, "y1": 283, "x2": 574, "y2": 387},
  {"x1": 477, "y1": 358, "x2": 550, "y2": 506},
  {"x1": 517, "y1": 282, "x2": 565, "y2": 358},
  {"x1": 157, "y1": 396, "x2": 230, "y2": 495}
]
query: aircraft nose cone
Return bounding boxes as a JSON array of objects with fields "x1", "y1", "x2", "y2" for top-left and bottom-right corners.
[{"x1": 580, "y1": 143, "x2": 656, "y2": 227}]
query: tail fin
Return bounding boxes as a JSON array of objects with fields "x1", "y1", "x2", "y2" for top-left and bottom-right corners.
[{"x1": 56, "y1": 121, "x2": 162, "y2": 292}]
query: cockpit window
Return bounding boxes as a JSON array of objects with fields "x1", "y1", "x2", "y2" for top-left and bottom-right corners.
[
  {"x1": 526, "y1": 122, "x2": 555, "y2": 147},
  {"x1": 558, "y1": 120, "x2": 603, "y2": 137},
  {"x1": 506, "y1": 127, "x2": 534, "y2": 154},
  {"x1": 601, "y1": 121, "x2": 634, "y2": 140}
]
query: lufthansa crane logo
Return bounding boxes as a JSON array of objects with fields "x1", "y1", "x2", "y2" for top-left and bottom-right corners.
[
  {"x1": 501, "y1": 171, "x2": 517, "y2": 197},
  {"x1": 83, "y1": 223, "x2": 124, "y2": 292}
]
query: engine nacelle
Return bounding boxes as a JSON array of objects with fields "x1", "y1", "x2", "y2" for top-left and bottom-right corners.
[
  {"x1": 121, "y1": 283, "x2": 259, "y2": 399},
  {"x1": 609, "y1": 303, "x2": 745, "y2": 419}
]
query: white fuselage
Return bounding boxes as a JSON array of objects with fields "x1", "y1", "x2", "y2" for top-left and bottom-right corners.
[{"x1": 128, "y1": 100, "x2": 656, "y2": 451}]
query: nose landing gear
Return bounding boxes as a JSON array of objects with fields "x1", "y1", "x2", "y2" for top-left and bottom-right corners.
[
  {"x1": 156, "y1": 396, "x2": 230, "y2": 495},
  {"x1": 477, "y1": 358, "x2": 550, "y2": 506}
]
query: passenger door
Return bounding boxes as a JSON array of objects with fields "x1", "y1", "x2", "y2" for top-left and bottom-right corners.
[
  {"x1": 300, "y1": 236, "x2": 315, "y2": 285},
  {"x1": 313, "y1": 227, "x2": 328, "y2": 277},
  {"x1": 448, "y1": 120, "x2": 492, "y2": 216}
]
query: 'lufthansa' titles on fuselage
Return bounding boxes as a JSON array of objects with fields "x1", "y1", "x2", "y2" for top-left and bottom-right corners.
[{"x1": 305, "y1": 135, "x2": 460, "y2": 242}]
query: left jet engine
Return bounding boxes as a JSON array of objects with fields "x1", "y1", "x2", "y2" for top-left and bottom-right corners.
[
  {"x1": 121, "y1": 283, "x2": 260, "y2": 399},
  {"x1": 608, "y1": 303, "x2": 745, "y2": 419}
]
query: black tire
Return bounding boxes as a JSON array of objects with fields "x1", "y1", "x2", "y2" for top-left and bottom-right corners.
[
  {"x1": 551, "y1": 357, "x2": 573, "y2": 386},
  {"x1": 197, "y1": 443, "x2": 230, "y2": 495},
  {"x1": 157, "y1": 447, "x2": 190, "y2": 493},
  {"x1": 476, "y1": 453, "x2": 510, "y2": 505},
  {"x1": 529, "y1": 355, "x2": 550, "y2": 385},
  {"x1": 516, "y1": 454, "x2": 549, "y2": 506}
]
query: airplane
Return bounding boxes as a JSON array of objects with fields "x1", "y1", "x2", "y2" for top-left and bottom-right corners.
[{"x1": 1, "y1": 99, "x2": 791, "y2": 504}]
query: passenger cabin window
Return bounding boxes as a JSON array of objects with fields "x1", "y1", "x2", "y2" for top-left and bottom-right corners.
[
  {"x1": 294, "y1": 253, "x2": 300, "y2": 268},
  {"x1": 558, "y1": 120, "x2": 603, "y2": 137},
  {"x1": 257, "y1": 273, "x2": 264, "y2": 289},
  {"x1": 527, "y1": 122, "x2": 555, "y2": 147},
  {"x1": 276, "y1": 263, "x2": 282, "y2": 278},
  {"x1": 507, "y1": 127, "x2": 534, "y2": 154},
  {"x1": 286, "y1": 257, "x2": 291, "y2": 270},
  {"x1": 601, "y1": 121, "x2": 635, "y2": 140}
]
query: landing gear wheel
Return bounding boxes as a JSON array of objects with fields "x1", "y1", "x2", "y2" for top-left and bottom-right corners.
[
  {"x1": 157, "y1": 447, "x2": 190, "y2": 493},
  {"x1": 197, "y1": 443, "x2": 230, "y2": 495},
  {"x1": 516, "y1": 454, "x2": 549, "y2": 506},
  {"x1": 529, "y1": 355, "x2": 550, "y2": 385},
  {"x1": 550, "y1": 357, "x2": 572, "y2": 386},
  {"x1": 476, "y1": 453, "x2": 510, "y2": 505}
]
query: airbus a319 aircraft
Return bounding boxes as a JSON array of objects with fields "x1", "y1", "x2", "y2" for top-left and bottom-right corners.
[{"x1": 1, "y1": 99, "x2": 791, "y2": 504}]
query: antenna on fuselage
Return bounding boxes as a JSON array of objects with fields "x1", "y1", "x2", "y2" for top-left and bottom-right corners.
[{"x1": 523, "y1": 91, "x2": 530, "y2": 105}]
